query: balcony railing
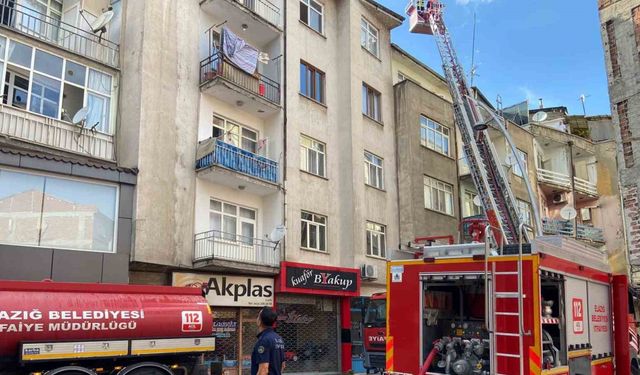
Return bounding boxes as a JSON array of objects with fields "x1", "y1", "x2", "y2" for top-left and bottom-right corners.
[
  {"x1": 200, "y1": 54, "x2": 280, "y2": 105},
  {"x1": 537, "y1": 168, "x2": 571, "y2": 189},
  {"x1": 542, "y1": 218, "x2": 605, "y2": 243},
  {"x1": 0, "y1": 1, "x2": 119, "y2": 67},
  {"x1": 574, "y1": 176, "x2": 598, "y2": 196},
  {"x1": 194, "y1": 229, "x2": 280, "y2": 267},
  {"x1": 1, "y1": 104, "x2": 114, "y2": 160},
  {"x1": 234, "y1": 0, "x2": 281, "y2": 27},
  {"x1": 196, "y1": 138, "x2": 278, "y2": 184}
]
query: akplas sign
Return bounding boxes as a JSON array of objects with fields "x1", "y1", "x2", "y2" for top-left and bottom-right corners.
[{"x1": 173, "y1": 272, "x2": 274, "y2": 307}]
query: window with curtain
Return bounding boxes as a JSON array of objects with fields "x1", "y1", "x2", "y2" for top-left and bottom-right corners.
[
  {"x1": 300, "y1": 135, "x2": 326, "y2": 177},
  {"x1": 212, "y1": 115, "x2": 259, "y2": 154},
  {"x1": 364, "y1": 151, "x2": 384, "y2": 189},
  {"x1": 424, "y1": 175, "x2": 454, "y2": 215},
  {"x1": 360, "y1": 18, "x2": 379, "y2": 57},
  {"x1": 209, "y1": 199, "x2": 257, "y2": 244},
  {"x1": 366, "y1": 222, "x2": 386, "y2": 258},
  {"x1": 300, "y1": 61, "x2": 325, "y2": 103},
  {"x1": 0, "y1": 168, "x2": 118, "y2": 252},
  {"x1": 362, "y1": 83, "x2": 381, "y2": 121},
  {"x1": 420, "y1": 115, "x2": 450, "y2": 156},
  {"x1": 301, "y1": 211, "x2": 326, "y2": 252}
]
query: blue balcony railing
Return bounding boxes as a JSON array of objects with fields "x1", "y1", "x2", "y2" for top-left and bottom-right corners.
[
  {"x1": 542, "y1": 218, "x2": 604, "y2": 243},
  {"x1": 196, "y1": 138, "x2": 278, "y2": 184}
]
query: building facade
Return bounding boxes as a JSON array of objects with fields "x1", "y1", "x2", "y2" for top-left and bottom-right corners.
[
  {"x1": 599, "y1": 0, "x2": 640, "y2": 281},
  {"x1": 0, "y1": 0, "x2": 135, "y2": 283}
]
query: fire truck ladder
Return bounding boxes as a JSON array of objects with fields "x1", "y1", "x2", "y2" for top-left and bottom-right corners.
[{"x1": 407, "y1": 1, "x2": 526, "y2": 245}]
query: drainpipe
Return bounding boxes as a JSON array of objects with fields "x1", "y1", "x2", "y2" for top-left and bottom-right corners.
[
  {"x1": 281, "y1": 0, "x2": 287, "y2": 264},
  {"x1": 568, "y1": 141, "x2": 577, "y2": 238}
]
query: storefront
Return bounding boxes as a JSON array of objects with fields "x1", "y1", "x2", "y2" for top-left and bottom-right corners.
[
  {"x1": 173, "y1": 272, "x2": 274, "y2": 375},
  {"x1": 276, "y1": 262, "x2": 360, "y2": 374}
]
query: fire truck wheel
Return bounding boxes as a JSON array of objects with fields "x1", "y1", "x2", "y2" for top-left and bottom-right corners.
[
  {"x1": 117, "y1": 362, "x2": 174, "y2": 375},
  {"x1": 45, "y1": 366, "x2": 97, "y2": 375}
]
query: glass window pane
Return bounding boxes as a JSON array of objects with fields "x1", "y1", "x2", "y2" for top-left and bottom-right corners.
[
  {"x1": 8, "y1": 41, "x2": 32, "y2": 67},
  {"x1": 310, "y1": 10, "x2": 322, "y2": 33},
  {"x1": 239, "y1": 207, "x2": 255, "y2": 220},
  {"x1": 86, "y1": 93, "x2": 110, "y2": 133},
  {"x1": 40, "y1": 177, "x2": 117, "y2": 252},
  {"x1": 319, "y1": 225, "x2": 326, "y2": 251},
  {"x1": 300, "y1": 146, "x2": 308, "y2": 171},
  {"x1": 366, "y1": 231, "x2": 372, "y2": 255},
  {"x1": 300, "y1": 2, "x2": 308, "y2": 24},
  {"x1": 223, "y1": 216, "x2": 237, "y2": 235},
  {"x1": 314, "y1": 215, "x2": 325, "y2": 224},
  {"x1": 241, "y1": 222, "x2": 254, "y2": 239},
  {"x1": 0, "y1": 36, "x2": 6, "y2": 59},
  {"x1": 223, "y1": 203, "x2": 237, "y2": 215},
  {"x1": 301, "y1": 211, "x2": 312, "y2": 221},
  {"x1": 309, "y1": 150, "x2": 318, "y2": 174},
  {"x1": 318, "y1": 153, "x2": 325, "y2": 176},
  {"x1": 301, "y1": 220, "x2": 308, "y2": 247},
  {"x1": 315, "y1": 71, "x2": 322, "y2": 101},
  {"x1": 210, "y1": 212, "x2": 222, "y2": 232},
  {"x1": 299, "y1": 63, "x2": 307, "y2": 94},
  {"x1": 0, "y1": 169, "x2": 45, "y2": 246},
  {"x1": 65, "y1": 61, "x2": 86, "y2": 86},
  {"x1": 310, "y1": 0, "x2": 322, "y2": 12},
  {"x1": 30, "y1": 73, "x2": 60, "y2": 118},
  {"x1": 309, "y1": 224, "x2": 317, "y2": 249},
  {"x1": 34, "y1": 49, "x2": 62, "y2": 77},
  {"x1": 210, "y1": 199, "x2": 222, "y2": 211},
  {"x1": 87, "y1": 69, "x2": 112, "y2": 95}
]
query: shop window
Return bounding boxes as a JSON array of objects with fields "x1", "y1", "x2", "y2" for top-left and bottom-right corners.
[
  {"x1": 277, "y1": 295, "x2": 339, "y2": 373},
  {"x1": 0, "y1": 168, "x2": 118, "y2": 252},
  {"x1": 208, "y1": 307, "x2": 262, "y2": 375}
]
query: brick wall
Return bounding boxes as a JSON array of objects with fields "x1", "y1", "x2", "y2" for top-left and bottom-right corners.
[
  {"x1": 617, "y1": 100, "x2": 635, "y2": 167},
  {"x1": 624, "y1": 185, "x2": 640, "y2": 263},
  {"x1": 606, "y1": 20, "x2": 621, "y2": 79}
]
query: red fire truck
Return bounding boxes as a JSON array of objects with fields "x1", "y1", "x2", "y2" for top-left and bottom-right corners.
[
  {"x1": 364, "y1": 292, "x2": 387, "y2": 373},
  {"x1": 0, "y1": 280, "x2": 215, "y2": 375},
  {"x1": 385, "y1": 235, "x2": 639, "y2": 375}
]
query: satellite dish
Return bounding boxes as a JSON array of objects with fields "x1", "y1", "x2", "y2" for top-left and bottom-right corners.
[
  {"x1": 472, "y1": 195, "x2": 482, "y2": 207},
  {"x1": 505, "y1": 153, "x2": 518, "y2": 167},
  {"x1": 72, "y1": 106, "x2": 90, "y2": 125},
  {"x1": 531, "y1": 111, "x2": 548, "y2": 122},
  {"x1": 268, "y1": 225, "x2": 286, "y2": 243},
  {"x1": 560, "y1": 206, "x2": 577, "y2": 220},
  {"x1": 90, "y1": 10, "x2": 114, "y2": 34}
]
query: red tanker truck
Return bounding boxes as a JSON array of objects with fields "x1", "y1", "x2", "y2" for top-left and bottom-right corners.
[{"x1": 0, "y1": 280, "x2": 215, "y2": 375}]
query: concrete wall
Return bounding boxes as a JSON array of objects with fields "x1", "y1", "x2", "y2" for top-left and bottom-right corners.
[
  {"x1": 283, "y1": 0, "x2": 401, "y2": 293},
  {"x1": 394, "y1": 80, "x2": 459, "y2": 248},
  {"x1": 600, "y1": 0, "x2": 640, "y2": 271},
  {"x1": 391, "y1": 46, "x2": 451, "y2": 103},
  {"x1": 119, "y1": 0, "x2": 200, "y2": 268}
]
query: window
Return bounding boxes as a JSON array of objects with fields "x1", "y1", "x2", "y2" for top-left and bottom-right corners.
[
  {"x1": 517, "y1": 199, "x2": 532, "y2": 226},
  {"x1": 300, "y1": 61, "x2": 325, "y2": 103},
  {"x1": 424, "y1": 176, "x2": 454, "y2": 215},
  {"x1": 362, "y1": 83, "x2": 381, "y2": 121},
  {"x1": 581, "y1": 207, "x2": 592, "y2": 222},
  {"x1": 209, "y1": 199, "x2": 257, "y2": 244},
  {"x1": 364, "y1": 151, "x2": 384, "y2": 189},
  {"x1": 360, "y1": 18, "x2": 379, "y2": 57},
  {"x1": 366, "y1": 222, "x2": 386, "y2": 258},
  {"x1": 301, "y1": 211, "x2": 326, "y2": 252},
  {"x1": 1, "y1": 37, "x2": 115, "y2": 133},
  {"x1": 300, "y1": 0, "x2": 323, "y2": 34},
  {"x1": 463, "y1": 191, "x2": 483, "y2": 218},
  {"x1": 0, "y1": 168, "x2": 118, "y2": 252},
  {"x1": 19, "y1": 0, "x2": 62, "y2": 39},
  {"x1": 212, "y1": 115, "x2": 260, "y2": 154},
  {"x1": 510, "y1": 148, "x2": 528, "y2": 178},
  {"x1": 420, "y1": 115, "x2": 450, "y2": 156},
  {"x1": 300, "y1": 135, "x2": 326, "y2": 177},
  {"x1": 397, "y1": 71, "x2": 409, "y2": 84}
]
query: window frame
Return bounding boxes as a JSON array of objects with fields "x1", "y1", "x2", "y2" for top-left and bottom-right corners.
[
  {"x1": 511, "y1": 148, "x2": 528, "y2": 178},
  {"x1": 209, "y1": 198, "x2": 257, "y2": 243},
  {"x1": 420, "y1": 115, "x2": 451, "y2": 156},
  {"x1": 212, "y1": 114, "x2": 261, "y2": 154},
  {"x1": 300, "y1": 60, "x2": 326, "y2": 104},
  {"x1": 362, "y1": 82, "x2": 382, "y2": 122},
  {"x1": 463, "y1": 191, "x2": 483, "y2": 218},
  {"x1": 300, "y1": 210, "x2": 327, "y2": 252},
  {"x1": 360, "y1": 17, "x2": 379, "y2": 57},
  {"x1": 300, "y1": 0, "x2": 324, "y2": 35},
  {"x1": 366, "y1": 221, "x2": 386, "y2": 259},
  {"x1": 424, "y1": 175, "x2": 455, "y2": 216},
  {"x1": 364, "y1": 151, "x2": 384, "y2": 190},
  {"x1": 300, "y1": 134, "x2": 326, "y2": 177},
  {"x1": 0, "y1": 166, "x2": 119, "y2": 253},
  {"x1": 0, "y1": 34, "x2": 116, "y2": 134},
  {"x1": 517, "y1": 199, "x2": 532, "y2": 226}
]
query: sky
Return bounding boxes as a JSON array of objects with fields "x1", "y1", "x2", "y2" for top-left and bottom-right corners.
[{"x1": 377, "y1": 0, "x2": 611, "y2": 116}]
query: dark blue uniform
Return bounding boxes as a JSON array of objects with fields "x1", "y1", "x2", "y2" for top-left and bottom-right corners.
[{"x1": 251, "y1": 327, "x2": 285, "y2": 375}]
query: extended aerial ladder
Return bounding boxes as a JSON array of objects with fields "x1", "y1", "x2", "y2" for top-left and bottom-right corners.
[{"x1": 406, "y1": 0, "x2": 542, "y2": 245}]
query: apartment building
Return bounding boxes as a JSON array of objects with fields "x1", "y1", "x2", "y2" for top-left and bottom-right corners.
[
  {"x1": 0, "y1": 0, "x2": 135, "y2": 282},
  {"x1": 391, "y1": 44, "x2": 460, "y2": 247},
  {"x1": 599, "y1": 0, "x2": 640, "y2": 281}
]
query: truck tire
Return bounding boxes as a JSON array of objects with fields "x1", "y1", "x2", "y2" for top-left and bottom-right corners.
[
  {"x1": 117, "y1": 362, "x2": 174, "y2": 375},
  {"x1": 46, "y1": 366, "x2": 97, "y2": 375}
]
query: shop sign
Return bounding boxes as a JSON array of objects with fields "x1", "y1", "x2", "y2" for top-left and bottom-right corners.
[
  {"x1": 173, "y1": 272, "x2": 273, "y2": 307},
  {"x1": 285, "y1": 265, "x2": 358, "y2": 293}
]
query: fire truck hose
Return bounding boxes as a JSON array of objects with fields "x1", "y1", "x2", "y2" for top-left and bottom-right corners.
[{"x1": 419, "y1": 345, "x2": 440, "y2": 375}]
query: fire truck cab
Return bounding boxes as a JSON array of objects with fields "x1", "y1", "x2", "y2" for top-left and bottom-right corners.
[{"x1": 386, "y1": 235, "x2": 636, "y2": 375}]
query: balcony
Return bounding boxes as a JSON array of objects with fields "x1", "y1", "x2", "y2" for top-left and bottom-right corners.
[
  {"x1": 196, "y1": 138, "x2": 279, "y2": 195},
  {"x1": 201, "y1": 0, "x2": 282, "y2": 42},
  {"x1": 542, "y1": 218, "x2": 605, "y2": 244},
  {"x1": 574, "y1": 176, "x2": 598, "y2": 198},
  {"x1": 200, "y1": 54, "x2": 280, "y2": 117},
  {"x1": 194, "y1": 230, "x2": 280, "y2": 270},
  {"x1": 0, "y1": 104, "x2": 114, "y2": 160},
  {"x1": 537, "y1": 168, "x2": 571, "y2": 190},
  {"x1": 0, "y1": 2, "x2": 119, "y2": 67}
]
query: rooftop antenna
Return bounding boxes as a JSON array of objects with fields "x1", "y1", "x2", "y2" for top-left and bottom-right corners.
[
  {"x1": 470, "y1": 12, "x2": 478, "y2": 87},
  {"x1": 539, "y1": 98, "x2": 544, "y2": 109},
  {"x1": 579, "y1": 94, "x2": 591, "y2": 116},
  {"x1": 496, "y1": 94, "x2": 503, "y2": 112}
]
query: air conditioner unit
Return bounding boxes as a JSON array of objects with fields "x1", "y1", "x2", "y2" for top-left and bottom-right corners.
[
  {"x1": 552, "y1": 193, "x2": 567, "y2": 204},
  {"x1": 361, "y1": 264, "x2": 379, "y2": 280}
]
